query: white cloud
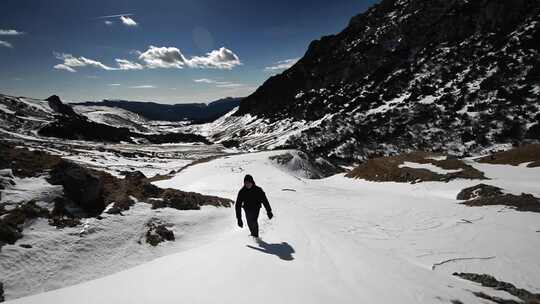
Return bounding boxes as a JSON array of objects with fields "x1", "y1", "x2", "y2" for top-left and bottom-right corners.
[
  {"x1": 104, "y1": 20, "x2": 113, "y2": 26},
  {"x1": 53, "y1": 53, "x2": 116, "y2": 72},
  {"x1": 0, "y1": 40, "x2": 13, "y2": 48},
  {"x1": 186, "y1": 47, "x2": 241, "y2": 69},
  {"x1": 264, "y1": 58, "x2": 300, "y2": 71},
  {"x1": 138, "y1": 46, "x2": 187, "y2": 69},
  {"x1": 216, "y1": 83, "x2": 243, "y2": 88},
  {"x1": 120, "y1": 16, "x2": 137, "y2": 26},
  {"x1": 138, "y1": 46, "x2": 241, "y2": 70},
  {"x1": 115, "y1": 58, "x2": 144, "y2": 70},
  {"x1": 193, "y1": 78, "x2": 243, "y2": 88},
  {"x1": 108, "y1": 83, "x2": 121, "y2": 86},
  {"x1": 53, "y1": 46, "x2": 241, "y2": 72},
  {"x1": 53, "y1": 53, "x2": 143, "y2": 72},
  {"x1": 129, "y1": 85, "x2": 155, "y2": 89},
  {"x1": 0, "y1": 29, "x2": 24, "y2": 36}
]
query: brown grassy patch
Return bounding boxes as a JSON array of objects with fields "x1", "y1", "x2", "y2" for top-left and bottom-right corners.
[
  {"x1": 346, "y1": 151, "x2": 485, "y2": 183},
  {"x1": 477, "y1": 144, "x2": 540, "y2": 168},
  {"x1": 0, "y1": 141, "x2": 61, "y2": 177}
]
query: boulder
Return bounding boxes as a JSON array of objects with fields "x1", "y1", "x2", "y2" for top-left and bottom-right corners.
[{"x1": 48, "y1": 160, "x2": 105, "y2": 215}]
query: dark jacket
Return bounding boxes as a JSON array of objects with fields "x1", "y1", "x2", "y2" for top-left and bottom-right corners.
[{"x1": 235, "y1": 185, "x2": 272, "y2": 220}]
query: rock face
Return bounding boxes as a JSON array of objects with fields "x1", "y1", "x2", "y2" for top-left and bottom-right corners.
[
  {"x1": 269, "y1": 151, "x2": 343, "y2": 179},
  {"x1": 48, "y1": 160, "x2": 105, "y2": 215},
  {"x1": 0, "y1": 281, "x2": 4, "y2": 302},
  {"x1": 46, "y1": 95, "x2": 77, "y2": 116},
  {"x1": 233, "y1": 0, "x2": 540, "y2": 161}
]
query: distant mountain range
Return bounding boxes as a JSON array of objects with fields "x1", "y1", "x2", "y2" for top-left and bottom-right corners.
[{"x1": 75, "y1": 97, "x2": 242, "y2": 123}]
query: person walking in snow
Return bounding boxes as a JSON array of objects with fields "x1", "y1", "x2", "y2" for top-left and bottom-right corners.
[{"x1": 235, "y1": 174, "x2": 273, "y2": 238}]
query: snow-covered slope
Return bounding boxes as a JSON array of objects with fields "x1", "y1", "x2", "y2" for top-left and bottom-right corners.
[
  {"x1": 72, "y1": 105, "x2": 153, "y2": 133},
  {"x1": 8, "y1": 150, "x2": 539, "y2": 303}
]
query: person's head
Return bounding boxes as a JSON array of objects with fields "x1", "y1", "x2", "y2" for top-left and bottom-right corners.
[{"x1": 244, "y1": 174, "x2": 255, "y2": 189}]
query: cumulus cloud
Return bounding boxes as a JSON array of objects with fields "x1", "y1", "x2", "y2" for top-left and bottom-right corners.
[
  {"x1": 186, "y1": 47, "x2": 241, "y2": 69},
  {"x1": 264, "y1": 58, "x2": 300, "y2": 71},
  {"x1": 138, "y1": 46, "x2": 241, "y2": 70},
  {"x1": 53, "y1": 53, "x2": 143, "y2": 72},
  {"x1": 120, "y1": 16, "x2": 137, "y2": 26},
  {"x1": 0, "y1": 40, "x2": 13, "y2": 48},
  {"x1": 138, "y1": 46, "x2": 187, "y2": 69},
  {"x1": 53, "y1": 53, "x2": 116, "y2": 72},
  {"x1": 53, "y1": 46, "x2": 241, "y2": 72},
  {"x1": 0, "y1": 29, "x2": 25, "y2": 36},
  {"x1": 115, "y1": 58, "x2": 144, "y2": 70}
]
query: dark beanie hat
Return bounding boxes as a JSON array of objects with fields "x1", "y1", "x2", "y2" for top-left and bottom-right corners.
[{"x1": 244, "y1": 174, "x2": 254, "y2": 183}]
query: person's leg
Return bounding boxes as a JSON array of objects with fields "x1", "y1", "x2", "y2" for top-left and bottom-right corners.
[{"x1": 245, "y1": 208, "x2": 260, "y2": 237}]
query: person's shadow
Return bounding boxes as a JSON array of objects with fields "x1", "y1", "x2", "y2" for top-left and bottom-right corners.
[{"x1": 246, "y1": 239, "x2": 295, "y2": 261}]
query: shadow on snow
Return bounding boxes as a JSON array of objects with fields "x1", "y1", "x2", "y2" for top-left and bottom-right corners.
[{"x1": 246, "y1": 239, "x2": 295, "y2": 261}]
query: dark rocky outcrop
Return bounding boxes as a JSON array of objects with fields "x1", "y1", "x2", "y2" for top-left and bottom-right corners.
[
  {"x1": 48, "y1": 160, "x2": 105, "y2": 215},
  {"x1": 269, "y1": 151, "x2": 343, "y2": 179},
  {"x1": 0, "y1": 201, "x2": 49, "y2": 248},
  {"x1": 145, "y1": 220, "x2": 175, "y2": 246},
  {"x1": 456, "y1": 183, "x2": 503, "y2": 200},
  {"x1": 233, "y1": 0, "x2": 540, "y2": 161},
  {"x1": 46, "y1": 95, "x2": 77, "y2": 116},
  {"x1": 454, "y1": 273, "x2": 540, "y2": 304},
  {"x1": 0, "y1": 281, "x2": 4, "y2": 302},
  {"x1": 458, "y1": 184, "x2": 540, "y2": 212}
]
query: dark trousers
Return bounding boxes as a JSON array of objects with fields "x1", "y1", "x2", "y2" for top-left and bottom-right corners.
[{"x1": 244, "y1": 208, "x2": 260, "y2": 237}]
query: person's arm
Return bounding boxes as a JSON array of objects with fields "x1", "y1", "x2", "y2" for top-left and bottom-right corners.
[
  {"x1": 235, "y1": 190, "x2": 244, "y2": 226},
  {"x1": 260, "y1": 188, "x2": 273, "y2": 219},
  {"x1": 235, "y1": 190, "x2": 243, "y2": 219}
]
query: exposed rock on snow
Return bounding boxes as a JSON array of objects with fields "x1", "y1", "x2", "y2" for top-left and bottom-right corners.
[
  {"x1": 268, "y1": 150, "x2": 343, "y2": 179},
  {"x1": 0, "y1": 201, "x2": 49, "y2": 248},
  {"x1": 456, "y1": 184, "x2": 503, "y2": 201},
  {"x1": 454, "y1": 272, "x2": 540, "y2": 304},
  {"x1": 346, "y1": 151, "x2": 485, "y2": 182},
  {"x1": 477, "y1": 144, "x2": 540, "y2": 168},
  {"x1": 145, "y1": 219, "x2": 175, "y2": 246},
  {"x1": 459, "y1": 185, "x2": 540, "y2": 213},
  {"x1": 48, "y1": 160, "x2": 105, "y2": 215}
]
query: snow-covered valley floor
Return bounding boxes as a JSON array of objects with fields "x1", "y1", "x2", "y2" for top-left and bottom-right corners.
[{"x1": 6, "y1": 150, "x2": 540, "y2": 304}]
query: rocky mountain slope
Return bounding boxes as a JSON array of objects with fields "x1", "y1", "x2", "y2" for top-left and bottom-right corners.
[
  {"x1": 0, "y1": 94, "x2": 209, "y2": 144},
  {"x1": 208, "y1": 0, "x2": 540, "y2": 161},
  {"x1": 76, "y1": 97, "x2": 242, "y2": 123}
]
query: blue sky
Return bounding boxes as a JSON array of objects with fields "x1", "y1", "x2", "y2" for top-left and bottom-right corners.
[{"x1": 0, "y1": 0, "x2": 377, "y2": 104}]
